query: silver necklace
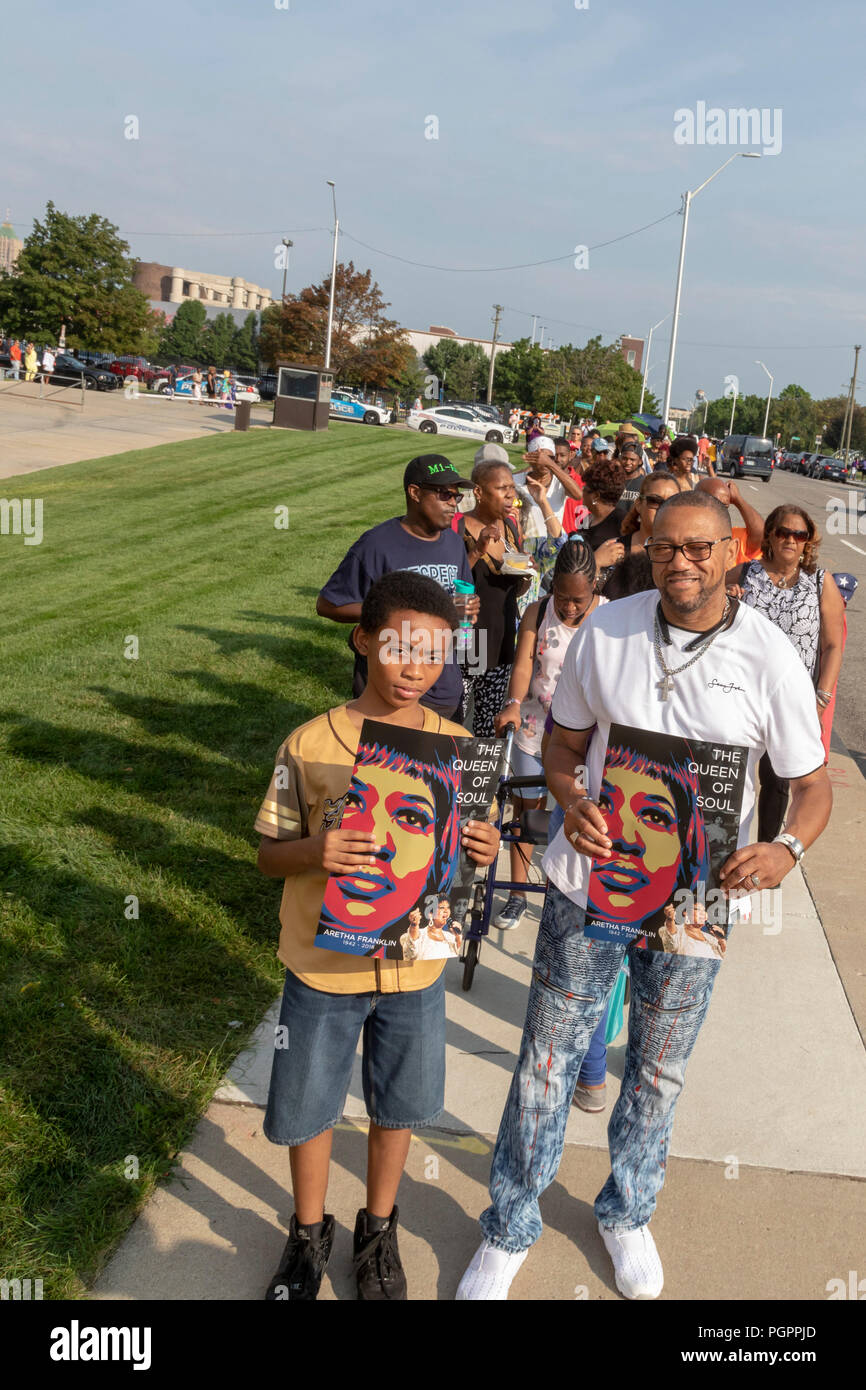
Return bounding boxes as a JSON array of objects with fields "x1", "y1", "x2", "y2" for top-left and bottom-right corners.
[{"x1": 653, "y1": 601, "x2": 731, "y2": 701}]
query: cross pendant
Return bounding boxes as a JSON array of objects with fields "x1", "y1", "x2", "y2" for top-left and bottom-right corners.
[{"x1": 658, "y1": 673, "x2": 674, "y2": 701}]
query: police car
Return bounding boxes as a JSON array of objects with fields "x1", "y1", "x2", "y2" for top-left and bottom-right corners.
[
  {"x1": 329, "y1": 390, "x2": 391, "y2": 425},
  {"x1": 406, "y1": 405, "x2": 517, "y2": 444},
  {"x1": 172, "y1": 374, "x2": 261, "y2": 403}
]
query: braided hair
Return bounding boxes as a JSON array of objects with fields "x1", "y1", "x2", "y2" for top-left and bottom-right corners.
[{"x1": 552, "y1": 536, "x2": 596, "y2": 585}]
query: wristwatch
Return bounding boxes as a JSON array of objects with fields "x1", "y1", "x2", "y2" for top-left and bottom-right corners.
[{"x1": 773, "y1": 832, "x2": 804, "y2": 863}]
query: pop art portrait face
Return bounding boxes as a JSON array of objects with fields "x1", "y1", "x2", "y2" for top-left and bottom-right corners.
[
  {"x1": 320, "y1": 735, "x2": 462, "y2": 952},
  {"x1": 322, "y1": 763, "x2": 437, "y2": 935},
  {"x1": 588, "y1": 743, "x2": 710, "y2": 931}
]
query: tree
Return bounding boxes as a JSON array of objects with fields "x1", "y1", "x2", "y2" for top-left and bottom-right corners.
[
  {"x1": 258, "y1": 260, "x2": 410, "y2": 386},
  {"x1": 422, "y1": 341, "x2": 489, "y2": 400},
  {"x1": 201, "y1": 311, "x2": 237, "y2": 366},
  {"x1": 492, "y1": 337, "x2": 546, "y2": 407},
  {"x1": 230, "y1": 311, "x2": 259, "y2": 372},
  {"x1": 493, "y1": 334, "x2": 651, "y2": 418},
  {"x1": 157, "y1": 300, "x2": 207, "y2": 363},
  {"x1": 0, "y1": 201, "x2": 154, "y2": 351}
]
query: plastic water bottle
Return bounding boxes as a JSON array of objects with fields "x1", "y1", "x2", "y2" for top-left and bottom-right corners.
[{"x1": 453, "y1": 578, "x2": 475, "y2": 657}]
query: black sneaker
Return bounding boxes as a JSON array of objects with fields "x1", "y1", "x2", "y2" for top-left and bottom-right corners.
[
  {"x1": 264, "y1": 1213, "x2": 336, "y2": 1300},
  {"x1": 352, "y1": 1206, "x2": 408, "y2": 1301}
]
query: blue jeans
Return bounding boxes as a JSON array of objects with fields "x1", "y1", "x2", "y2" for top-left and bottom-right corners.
[
  {"x1": 548, "y1": 801, "x2": 608, "y2": 1086},
  {"x1": 264, "y1": 968, "x2": 446, "y2": 1146},
  {"x1": 480, "y1": 882, "x2": 720, "y2": 1248}
]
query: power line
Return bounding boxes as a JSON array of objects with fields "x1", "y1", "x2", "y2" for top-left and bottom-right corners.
[
  {"x1": 499, "y1": 302, "x2": 853, "y2": 352},
  {"x1": 338, "y1": 208, "x2": 680, "y2": 273}
]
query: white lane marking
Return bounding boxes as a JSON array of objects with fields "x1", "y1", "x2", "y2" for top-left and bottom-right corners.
[
  {"x1": 840, "y1": 539, "x2": 866, "y2": 556},
  {"x1": 748, "y1": 484, "x2": 759, "y2": 491}
]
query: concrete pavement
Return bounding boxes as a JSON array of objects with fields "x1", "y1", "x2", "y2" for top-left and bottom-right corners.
[
  {"x1": 91, "y1": 743, "x2": 866, "y2": 1301},
  {"x1": 0, "y1": 379, "x2": 267, "y2": 476}
]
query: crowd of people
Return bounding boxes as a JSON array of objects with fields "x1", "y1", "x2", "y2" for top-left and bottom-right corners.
[
  {"x1": 0, "y1": 336, "x2": 54, "y2": 381},
  {"x1": 253, "y1": 418, "x2": 843, "y2": 1302}
]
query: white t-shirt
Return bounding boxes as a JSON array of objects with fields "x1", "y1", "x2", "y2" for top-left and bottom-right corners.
[
  {"x1": 543, "y1": 590, "x2": 825, "y2": 911},
  {"x1": 512, "y1": 471, "x2": 567, "y2": 539}
]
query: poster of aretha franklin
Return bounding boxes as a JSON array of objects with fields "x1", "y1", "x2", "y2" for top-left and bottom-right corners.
[
  {"x1": 583, "y1": 724, "x2": 748, "y2": 957},
  {"x1": 315, "y1": 720, "x2": 503, "y2": 960}
]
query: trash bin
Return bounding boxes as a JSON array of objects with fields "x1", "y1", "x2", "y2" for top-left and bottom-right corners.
[{"x1": 234, "y1": 400, "x2": 252, "y2": 431}]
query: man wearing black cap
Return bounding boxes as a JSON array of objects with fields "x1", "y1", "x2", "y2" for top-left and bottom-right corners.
[{"x1": 317, "y1": 455, "x2": 477, "y2": 719}]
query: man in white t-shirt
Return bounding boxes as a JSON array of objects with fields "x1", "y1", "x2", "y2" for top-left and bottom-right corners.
[{"x1": 458, "y1": 488, "x2": 831, "y2": 1302}]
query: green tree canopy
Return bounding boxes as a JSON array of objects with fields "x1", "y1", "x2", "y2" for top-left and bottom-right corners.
[
  {"x1": 157, "y1": 300, "x2": 207, "y2": 363},
  {"x1": 201, "y1": 311, "x2": 237, "y2": 366},
  {"x1": 259, "y1": 260, "x2": 410, "y2": 389},
  {"x1": 230, "y1": 312, "x2": 260, "y2": 372},
  {"x1": 423, "y1": 340, "x2": 489, "y2": 400},
  {"x1": 492, "y1": 334, "x2": 654, "y2": 418},
  {"x1": 0, "y1": 201, "x2": 154, "y2": 351}
]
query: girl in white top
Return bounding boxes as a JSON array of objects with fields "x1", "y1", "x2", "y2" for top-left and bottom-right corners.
[{"x1": 491, "y1": 537, "x2": 608, "y2": 931}]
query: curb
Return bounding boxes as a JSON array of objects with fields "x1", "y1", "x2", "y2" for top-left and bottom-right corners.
[{"x1": 801, "y1": 728, "x2": 866, "y2": 1049}]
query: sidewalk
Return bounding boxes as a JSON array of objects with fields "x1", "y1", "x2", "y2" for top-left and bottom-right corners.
[
  {"x1": 91, "y1": 746, "x2": 866, "y2": 1301},
  {"x1": 0, "y1": 381, "x2": 267, "y2": 477}
]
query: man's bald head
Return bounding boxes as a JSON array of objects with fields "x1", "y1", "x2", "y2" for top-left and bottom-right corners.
[
  {"x1": 654, "y1": 488, "x2": 731, "y2": 536},
  {"x1": 696, "y1": 476, "x2": 731, "y2": 505}
]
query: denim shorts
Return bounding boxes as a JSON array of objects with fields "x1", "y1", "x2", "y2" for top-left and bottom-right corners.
[
  {"x1": 263, "y1": 968, "x2": 446, "y2": 1146},
  {"x1": 509, "y1": 743, "x2": 546, "y2": 787}
]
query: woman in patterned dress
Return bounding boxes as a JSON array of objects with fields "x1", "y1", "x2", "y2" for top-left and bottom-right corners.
[{"x1": 726, "y1": 505, "x2": 845, "y2": 839}]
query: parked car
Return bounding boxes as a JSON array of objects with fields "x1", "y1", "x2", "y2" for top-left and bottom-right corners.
[
  {"x1": 718, "y1": 434, "x2": 774, "y2": 481},
  {"x1": 809, "y1": 456, "x2": 848, "y2": 481},
  {"x1": 407, "y1": 404, "x2": 517, "y2": 445},
  {"x1": 328, "y1": 390, "x2": 391, "y2": 425},
  {"x1": 50, "y1": 354, "x2": 124, "y2": 390},
  {"x1": 446, "y1": 399, "x2": 503, "y2": 424}
]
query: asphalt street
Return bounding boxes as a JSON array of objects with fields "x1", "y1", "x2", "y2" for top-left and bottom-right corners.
[{"x1": 726, "y1": 468, "x2": 866, "y2": 776}]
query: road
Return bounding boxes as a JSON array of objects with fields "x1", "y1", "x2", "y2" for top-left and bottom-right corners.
[{"x1": 725, "y1": 468, "x2": 866, "y2": 778}]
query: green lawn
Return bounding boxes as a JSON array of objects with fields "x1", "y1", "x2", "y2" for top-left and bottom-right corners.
[{"x1": 0, "y1": 420, "x2": 487, "y2": 1297}]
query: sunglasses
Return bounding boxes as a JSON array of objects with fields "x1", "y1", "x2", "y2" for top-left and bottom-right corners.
[
  {"x1": 423, "y1": 486, "x2": 463, "y2": 502},
  {"x1": 774, "y1": 526, "x2": 809, "y2": 542},
  {"x1": 640, "y1": 494, "x2": 669, "y2": 508},
  {"x1": 645, "y1": 537, "x2": 732, "y2": 563}
]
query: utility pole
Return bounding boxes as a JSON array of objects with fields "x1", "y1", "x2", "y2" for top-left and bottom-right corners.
[
  {"x1": 487, "y1": 304, "x2": 503, "y2": 405},
  {"x1": 281, "y1": 239, "x2": 293, "y2": 301},
  {"x1": 530, "y1": 314, "x2": 538, "y2": 346},
  {"x1": 324, "y1": 182, "x2": 339, "y2": 371},
  {"x1": 843, "y1": 345, "x2": 860, "y2": 467}
]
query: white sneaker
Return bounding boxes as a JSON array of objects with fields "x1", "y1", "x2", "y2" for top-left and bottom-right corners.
[
  {"x1": 598, "y1": 1222, "x2": 664, "y2": 1300},
  {"x1": 456, "y1": 1240, "x2": 528, "y2": 1300},
  {"x1": 494, "y1": 894, "x2": 526, "y2": 931}
]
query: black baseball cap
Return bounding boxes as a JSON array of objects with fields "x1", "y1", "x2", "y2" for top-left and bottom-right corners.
[{"x1": 403, "y1": 455, "x2": 473, "y2": 491}]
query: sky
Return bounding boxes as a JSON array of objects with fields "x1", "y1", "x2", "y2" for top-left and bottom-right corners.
[{"x1": 4, "y1": 0, "x2": 865, "y2": 407}]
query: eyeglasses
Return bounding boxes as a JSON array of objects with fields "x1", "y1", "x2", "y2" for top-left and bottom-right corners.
[
  {"x1": 640, "y1": 494, "x2": 669, "y2": 508},
  {"x1": 774, "y1": 526, "x2": 809, "y2": 542},
  {"x1": 644, "y1": 537, "x2": 732, "y2": 563},
  {"x1": 423, "y1": 487, "x2": 463, "y2": 502}
]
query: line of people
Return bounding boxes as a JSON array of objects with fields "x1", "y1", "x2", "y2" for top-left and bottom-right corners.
[{"x1": 251, "y1": 431, "x2": 842, "y2": 1301}]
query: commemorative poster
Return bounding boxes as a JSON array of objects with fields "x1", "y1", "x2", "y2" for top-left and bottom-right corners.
[
  {"x1": 315, "y1": 720, "x2": 503, "y2": 960},
  {"x1": 582, "y1": 723, "x2": 748, "y2": 958}
]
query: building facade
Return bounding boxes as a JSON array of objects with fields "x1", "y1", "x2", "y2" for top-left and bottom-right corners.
[
  {"x1": 619, "y1": 335, "x2": 645, "y2": 373},
  {"x1": 133, "y1": 261, "x2": 274, "y2": 312},
  {"x1": 0, "y1": 215, "x2": 23, "y2": 275},
  {"x1": 404, "y1": 325, "x2": 513, "y2": 360}
]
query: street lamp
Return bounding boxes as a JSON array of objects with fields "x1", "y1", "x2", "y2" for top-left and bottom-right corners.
[
  {"x1": 639, "y1": 315, "x2": 669, "y2": 415},
  {"x1": 661, "y1": 153, "x2": 761, "y2": 428},
  {"x1": 324, "y1": 181, "x2": 339, "y2": 371},
  {"x1": 755, "y1": 359, "x2": 774, "y2": 438},
  {"x1": 281, "y1": 239, "x2": 293, "y2": 301},
  {"x1": 728, "y1": 380, "x2": 738, "y2": 434}
]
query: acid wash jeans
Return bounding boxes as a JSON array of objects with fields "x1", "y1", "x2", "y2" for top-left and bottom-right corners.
[{"x1": 480, "y1": 881, "x2": 720, "y2": 1250}]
